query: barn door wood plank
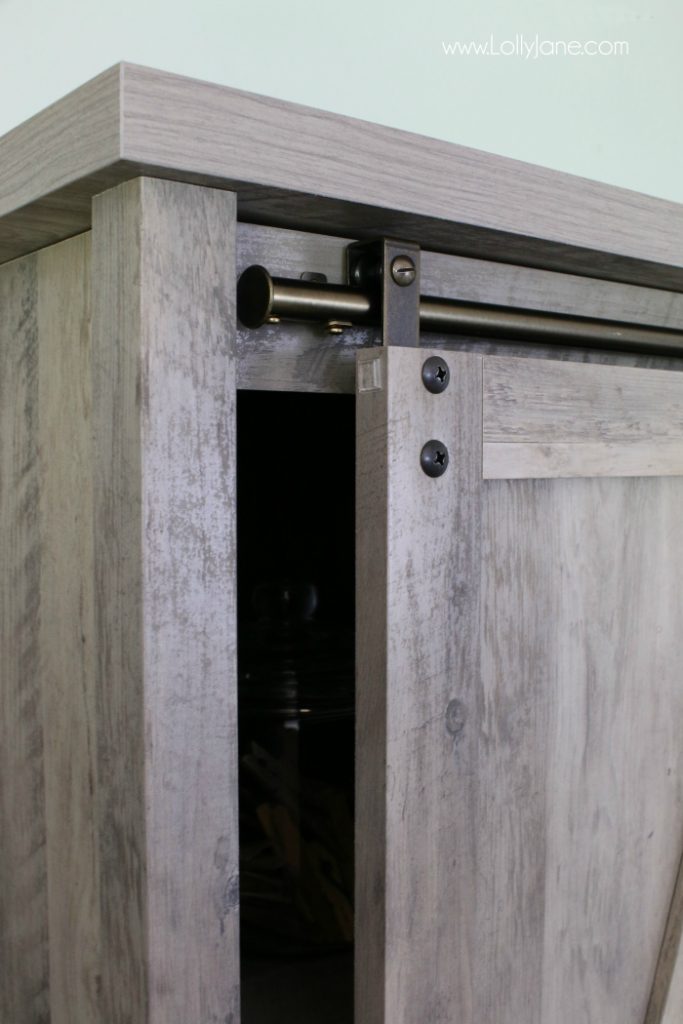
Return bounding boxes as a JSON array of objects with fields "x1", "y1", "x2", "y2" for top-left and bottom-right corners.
[{"x1": 356, "y1": 346, "x2": 683, "y2": 1024}]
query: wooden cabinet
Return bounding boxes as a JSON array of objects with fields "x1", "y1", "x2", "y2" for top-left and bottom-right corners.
[{"x1": 1, "y1": 63, "x2": 683, "y2": 1024}]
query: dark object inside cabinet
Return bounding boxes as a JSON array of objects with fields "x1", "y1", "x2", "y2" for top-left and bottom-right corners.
[{"x1": 236, "y1": 391, "x2": 355, "y2": 1024}]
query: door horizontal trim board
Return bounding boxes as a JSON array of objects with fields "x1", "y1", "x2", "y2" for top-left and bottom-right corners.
[
  {"x1": 483, "y1": 355, "x2": 683, "y2": 479},
  {"x1": 483, "y1": 439, "x2": 683, "y2": 479}
]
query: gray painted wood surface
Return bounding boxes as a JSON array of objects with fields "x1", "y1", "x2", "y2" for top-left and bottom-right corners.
[
  {"x1": 2, "y1": 63, "x2": 683, "y2": 289},
  {"x1": 356, "y1": 345, "x2": 683, "y2": 1024},
  {"x1": 91, "y1": 177, "x2": 240, "y2": 1024},
  {"x1": 647, "y1": 848, "x2": 683, "y2": 1023},
  {"x1": 356, "y1": 347, "x2": 484, "y2": 1024},
  {"x1": 236, "y1": 224, "x2": 683, "y2": 394},
  {"x1": 37, "y1": 234, "x2": 101, "y2": 1023},
  {"x1": 0, "y1": 247, "x2": 51, "y2": 1024},
  {"x1": 661, "y1": 938, "x2": 683, "y2": 1024},
  {"x1": 483, "y1": 440, "x2": 683, "y2": 479},
  {"x1": 662, "y1": 957, "x2": 683, "y2": 1024},
  {"x1": 0, "y1": 64, "x2": 122, "y2": 264},
  {"x1": 483, "y1": 356, "x2": 683, "y2": 478},
  {"x1": 0, "y1": 234, "x2": 99, "y2": 1023},
  {"x1": 2, "y1": 165, "x2": 682, "y2": 1024}
]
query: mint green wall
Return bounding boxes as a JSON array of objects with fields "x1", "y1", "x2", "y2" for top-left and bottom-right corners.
[{"x1": 1, "y1": 0, "x2": 681, "y2": 202}]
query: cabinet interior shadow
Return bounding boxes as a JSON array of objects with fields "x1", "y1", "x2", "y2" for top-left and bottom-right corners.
[{"x1": 236, "y1": 391, "x2": 356, "y2": 1024}]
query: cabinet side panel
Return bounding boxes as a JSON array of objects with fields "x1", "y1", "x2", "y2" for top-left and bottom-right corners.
[
  {"x1": 37, "y1": 232, "x2": 101, "y2": 1023},
  {"x1": 92, "y1": 177, "x2": 240, "y2": 1024},
  {"x1": 0, "y1": 253, "x2": 51, "y2": 1022}
]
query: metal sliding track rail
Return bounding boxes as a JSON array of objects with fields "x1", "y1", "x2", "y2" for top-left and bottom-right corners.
[{"x1": 237, "y1": 238, "x2": 683, "y2": 356}]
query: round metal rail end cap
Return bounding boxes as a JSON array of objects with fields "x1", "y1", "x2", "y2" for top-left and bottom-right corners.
[{"x1": 237, "y1": 264, "x2": 274, "y2": 328}]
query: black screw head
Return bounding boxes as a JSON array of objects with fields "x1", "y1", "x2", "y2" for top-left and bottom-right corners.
[
  {"x1": 422, "y1": 356, "x2": 450, "y2": 394},
  {"x1": 420, "y1": 440, "x2": 449, "y2": 477}
]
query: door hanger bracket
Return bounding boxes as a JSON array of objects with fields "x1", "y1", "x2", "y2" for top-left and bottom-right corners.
[{"x1": 346, "y1": 238, "x2": 421, "y2": 347}]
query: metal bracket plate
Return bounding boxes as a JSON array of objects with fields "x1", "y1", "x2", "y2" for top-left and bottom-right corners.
[{"x1": 346, "y1": 238, "x2": 421, "y2": 347}]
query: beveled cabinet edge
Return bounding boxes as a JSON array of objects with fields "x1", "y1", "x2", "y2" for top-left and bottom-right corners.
[
  {"x1": 0, "y1": 64, "x2": 122, "y2": 263},
  {"x1": 1, "y1": 62, "x2": 683, "y2": 288}
]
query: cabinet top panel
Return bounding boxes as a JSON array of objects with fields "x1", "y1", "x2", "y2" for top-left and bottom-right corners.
[{"x1": 1, "y1": 62, "x2": 682, "y2": 289}]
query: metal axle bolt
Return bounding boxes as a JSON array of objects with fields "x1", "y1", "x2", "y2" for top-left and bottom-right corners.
[
  {"x1": 326, "y1": 320, "x2": 353, "y2": 335},
  {"x1": 391, "y1": 255, "x2": 417, "y2": 287}
]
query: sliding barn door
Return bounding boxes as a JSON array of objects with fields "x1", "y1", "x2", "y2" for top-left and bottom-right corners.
[{"x1": 356, "y1": 347, "x2": 683, "y2": 1024}]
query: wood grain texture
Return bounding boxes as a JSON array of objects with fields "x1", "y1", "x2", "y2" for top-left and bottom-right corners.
[
  {"x1": 647, "y1": 845, "x2": 683, "y2": 1023},
  {"x1": 92, "y1": 177, "x2": 240, "y2": 1024},
  {"x1": 662, "y1": 956, "x2": 683, "y2": 1024},
  {"x1": 357, "y1": 346, "x2": 683, "y2": 1024},
  {"x1": 356, "y1": 347, "x2": 484, "y2": 1024},
  {"x1": 36, "y1": 233, "x2": 101, "y2": 1023},
  {"x1": 484, "y1": 440, "x2": 683, "y2": 479},
  {"x1": 0, "y1": 234, "x2": 100, "y2": 1023},
  {"x1": 488, "y1": 476, "x2": 683, "y2": 1024},
  {"x1": 2, "y1": 62, "x2": 683, "y2": 288},
  {"x1": 484, "y1": 355, "x2": 683, "y2": 479},
  {"x1": 0, "y1": 65, "x2": 121, "y2": 263},
  {"x1": 485, "y1": 357, "x2": 683, "y2": 442},
  {"x1": 0, "y1": 250, "x2": 51, "y2": 1024},
  {"x1": 115, "y1": 64, "x2": 676, "y2": 288}
]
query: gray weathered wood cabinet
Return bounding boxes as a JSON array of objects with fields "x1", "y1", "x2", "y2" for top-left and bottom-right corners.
[{"x1": 1, "y1": 63, "x2": 683, "y2": 1024}]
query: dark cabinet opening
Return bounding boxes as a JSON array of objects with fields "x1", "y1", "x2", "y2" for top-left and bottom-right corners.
[{"x1": 236, "y1": 391, "x2": 356, "y2": 1024}]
